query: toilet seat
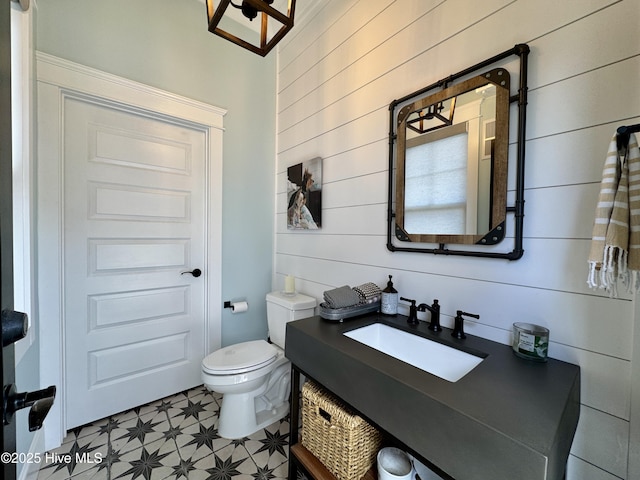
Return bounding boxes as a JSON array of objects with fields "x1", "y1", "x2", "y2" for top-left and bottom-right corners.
[{"x1": 202, "y1": 340, "x2": 278, "y2": 375}]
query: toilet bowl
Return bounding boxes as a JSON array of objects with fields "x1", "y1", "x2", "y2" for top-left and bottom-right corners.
[
  {"x1": 202, "y1": 340, "x2": 290, "y2": 439},
  {"x1": 202, "y1": 291, "x2": 316, "y2": 439}
]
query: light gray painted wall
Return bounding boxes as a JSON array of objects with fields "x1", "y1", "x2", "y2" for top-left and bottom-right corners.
[
  {"x1": 274, "y1": 0, "x2": 640, "y2": 479},
  {"x1": 36, "y1": 0, "x2": 276, "y2": 347}
]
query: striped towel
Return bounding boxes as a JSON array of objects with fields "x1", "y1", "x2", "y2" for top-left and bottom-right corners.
[{"x1": 587, "y1": 132, "x2": 640, "y2": 296}]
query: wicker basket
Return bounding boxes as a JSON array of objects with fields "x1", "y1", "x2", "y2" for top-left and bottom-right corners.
[{"x1": 301, "y1": 381, "x2": 382, "y2": 480}]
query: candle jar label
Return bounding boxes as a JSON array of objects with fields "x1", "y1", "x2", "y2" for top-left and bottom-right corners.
[{"x1": 512, "y1": 323, "x2": 549, "y2": 362}]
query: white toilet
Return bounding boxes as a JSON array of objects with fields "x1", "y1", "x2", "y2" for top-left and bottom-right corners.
[{"x1": 202, "y1": 291, "x2": 316, "y2": 439}]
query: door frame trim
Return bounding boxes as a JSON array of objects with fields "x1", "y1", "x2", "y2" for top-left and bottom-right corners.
[{"x1": 36, "y1": 52, "x2": 225, "y2": 450}]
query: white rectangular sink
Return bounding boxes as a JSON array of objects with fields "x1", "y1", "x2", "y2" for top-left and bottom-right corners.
[{"x1": 344, "y1": 323, "x2": 484, "y2": 382}]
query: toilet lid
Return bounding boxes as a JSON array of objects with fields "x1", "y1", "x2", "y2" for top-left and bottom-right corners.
[{"x1": 203, "y1": 340, "x2": 278, "y2": 374}]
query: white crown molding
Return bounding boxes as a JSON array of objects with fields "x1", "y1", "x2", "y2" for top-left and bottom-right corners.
[{"x1": 36, "y1": 51, "x2": 227, "y2": 129}]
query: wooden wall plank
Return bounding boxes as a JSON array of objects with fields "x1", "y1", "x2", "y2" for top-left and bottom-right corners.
[
  {"x1": 278, "y1": 0, "x2": 359, "y2": 76},
  {"x1": 276, "y1": 0, "x2": 640, "y2": 477},
  {"x1": 566, "y1": 456, "x2": 621, "y2": 480},
  {"x1": 529, "y1": 0, "x2": 639, "y2": 89},
  {"x1": 570, "y1": 405, "x2": 630, "y2": 478},
  {"x1": 278, "y1": 0, "x2": 390, "y2": 96},
  {"x1": 528, "y1": 57, "x2": 640, "y2": 140},
  {"x1": 522, "y1": 121, "x2": 639, "y2": 190},
  {"x1": 278, "y1": 0, "x2": 620, "y2": 149}
]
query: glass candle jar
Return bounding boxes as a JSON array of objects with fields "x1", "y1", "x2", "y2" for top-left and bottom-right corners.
[{"x1": 512, "y1": 322, "x2": 549, "y2": 362}]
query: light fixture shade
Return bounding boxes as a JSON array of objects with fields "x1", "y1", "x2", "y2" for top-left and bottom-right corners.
[
  {"x1": 406, "y1": 97, "x2": 457, "y2": 135},
  {"x1": 206, "y1": 0, "x2": 296, "y2": 57}
]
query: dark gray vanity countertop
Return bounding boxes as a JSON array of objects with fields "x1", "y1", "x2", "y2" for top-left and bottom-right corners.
[{"x1": 285, "y1": 313, "x2": 580, "y2": 480}]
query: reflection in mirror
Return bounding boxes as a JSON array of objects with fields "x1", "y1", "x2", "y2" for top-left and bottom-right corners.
[
  {"x1": 404, "y1": 121, "x2": 474, "y2": 235},
  {"x1": 404, "y1": 85, "x2": 495, "y2": 235},
  {"x1": 395, "y1": 69, "x2": 510, "y2": 246}
]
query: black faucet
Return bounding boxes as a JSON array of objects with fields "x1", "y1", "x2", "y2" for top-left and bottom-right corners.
[
  {"x1": 399, "y1": 297, "x2": 419, "y2": 325},
  {"x1": 418, "y1": 299, "x2": 441, "y2": 332},
  {"x1": 452, "y1": 310, "x2": 480, "y2": 339}
]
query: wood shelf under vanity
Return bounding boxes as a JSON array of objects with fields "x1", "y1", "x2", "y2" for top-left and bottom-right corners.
[{"x1": 289, "y1": 443, "x2": 377, "y2": 480}]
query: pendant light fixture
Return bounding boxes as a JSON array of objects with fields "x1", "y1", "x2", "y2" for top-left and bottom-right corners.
[
  {"x1": 406, "y1": 98, "x2": 457, "y2": 135},
  {"x1": 206, "y1": 0, "x2": 296, "y2": 57}
]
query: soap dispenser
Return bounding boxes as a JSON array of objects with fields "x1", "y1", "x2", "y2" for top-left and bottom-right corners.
[{"x1": 381, "y1": 275, "x2": 398, "y2": 316}]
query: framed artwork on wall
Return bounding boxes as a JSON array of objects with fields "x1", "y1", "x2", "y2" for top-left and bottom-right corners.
[{"x1": 287, "y1": 157, "x2": 322, "y2": 229}]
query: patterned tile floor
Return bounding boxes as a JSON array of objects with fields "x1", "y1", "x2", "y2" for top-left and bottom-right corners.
[{"x1": 37, "y1": 386, "x2": 291, "y2": 480}]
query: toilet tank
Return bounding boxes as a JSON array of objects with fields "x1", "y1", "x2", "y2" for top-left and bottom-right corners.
[{"x1": 266, "y1": 291, "x2": 316, "y2": 349}]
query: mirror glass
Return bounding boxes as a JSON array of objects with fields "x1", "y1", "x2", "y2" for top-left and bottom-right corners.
[{"x1": 394, "y1": 68, "x2": 510, "y2": 245}]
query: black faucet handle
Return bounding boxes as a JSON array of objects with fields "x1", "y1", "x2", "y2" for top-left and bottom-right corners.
[
  {"x1": 432, "y1": 299, "x2": 440, "y2": 310},
  {"x1": 400, "y1": 297, "x2": 419, "y2": 325},
  {"x1": 427, "y1": 299, "x2": 442, "y2": 332},
  {"x1": 452, "y1": 310, "x2": 480, "y2": 339}
]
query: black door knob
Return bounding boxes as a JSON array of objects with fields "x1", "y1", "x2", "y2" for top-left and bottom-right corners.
[
  {"x1": 2, "y1": 310, "x2": 28, "y2": 347},
  {"x1": 3, "y1": 384, "x2": 56, "y2": 431},
  {"x1": 181, "y1": 268, "x2": 202, "y2": 278}
]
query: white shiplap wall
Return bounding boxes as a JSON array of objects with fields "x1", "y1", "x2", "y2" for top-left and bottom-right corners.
[{"x1": 274, "y1": 0, "x2": 640, "y2": 478}]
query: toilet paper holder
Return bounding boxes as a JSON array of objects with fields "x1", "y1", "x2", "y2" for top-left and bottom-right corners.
[{"x1": 224, "y1": 300, "x2": 249, "y2": 313}]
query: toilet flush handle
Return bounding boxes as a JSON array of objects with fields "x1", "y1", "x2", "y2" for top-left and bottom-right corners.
[{"x1": 181, "y1": 268, "x2": 202, "y2": 278}]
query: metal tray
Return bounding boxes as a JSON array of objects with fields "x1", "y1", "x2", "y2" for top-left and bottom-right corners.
[{"x1": 319, "y1": 301, "x2": 381, "y2": 322}]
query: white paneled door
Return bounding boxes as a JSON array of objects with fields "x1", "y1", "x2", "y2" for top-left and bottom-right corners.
[{"x1": 63, "y1": 97, "x2": 207, "y2": 429}]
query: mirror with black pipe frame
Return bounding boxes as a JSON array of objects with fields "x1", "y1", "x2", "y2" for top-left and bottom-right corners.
[{"x1": 388, "y1": 44, "x2": 529, "y2": 259}]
